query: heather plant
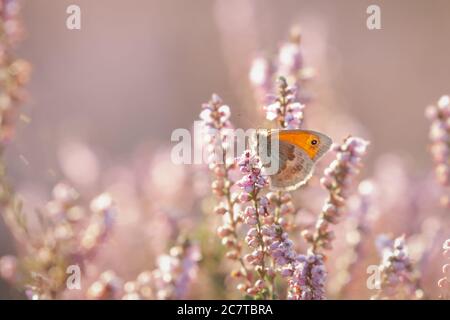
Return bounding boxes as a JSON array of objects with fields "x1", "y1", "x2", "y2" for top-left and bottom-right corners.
[{"x1": 0, "y1": 2, "x2": 449, "y2": 301}]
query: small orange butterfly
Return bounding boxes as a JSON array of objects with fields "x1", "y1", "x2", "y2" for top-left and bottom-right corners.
[{"x1": 253, "y1": 129, "x2": 332, "y2": 191}]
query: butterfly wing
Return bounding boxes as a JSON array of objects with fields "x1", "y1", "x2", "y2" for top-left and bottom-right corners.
[
  {"x1": 269, "y1": 139, "x2": 315, "y2": 191},
  {"x1": 278, "y1": 130, "x2": 332, "y2": 161},
  {"x1": 253, "y1": 129, "x2": 332, "y2": 191}
]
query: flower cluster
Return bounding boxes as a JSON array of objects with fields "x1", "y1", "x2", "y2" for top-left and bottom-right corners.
[
  {"x1": 373, "y1": 235, "x2": 423, "y2": 299},
  {"x1": 425, "y1": 95, "x2": 450, "y2": 207},
  {"x1": 288, "y1": 252, "x2": 326, "y2": 300},
  {"x1": 264, "y1": 77, "x2": 305, "y2": 129},
  {"x1": 237, "y1": 151, "x2": 268, "y2": 194},
  {"x1": 438, "y1": 239, "x2": 450, "y2": 299},
  {"x1": 303, "y1": 136, "x2": 369, "y2": 252}
]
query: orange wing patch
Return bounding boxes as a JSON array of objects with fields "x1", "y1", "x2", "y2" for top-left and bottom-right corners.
[{"x1": 278, "y1": 131, "x2": 320, "y2": 160}]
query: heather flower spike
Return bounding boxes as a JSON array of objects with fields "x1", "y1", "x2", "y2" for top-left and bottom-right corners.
[
  {"x1": 264, "y1": 77, "x2": 305, "y2": 129},
  {"x1": 200, "y1": 95, "x2": 253, "y2": 292},
  {"x1": 303, "y1": 136, "x2": 370, "y2": 253}
]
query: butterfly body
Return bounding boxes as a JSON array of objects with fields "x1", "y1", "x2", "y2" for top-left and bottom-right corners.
[{"x1": 253, "y1": 129, "x2": 332, "y2": 191}]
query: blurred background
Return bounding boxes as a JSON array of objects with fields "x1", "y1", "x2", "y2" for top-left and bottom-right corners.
[{"x1": 1, "y1": 0, "x2": 450, "y2": 299}]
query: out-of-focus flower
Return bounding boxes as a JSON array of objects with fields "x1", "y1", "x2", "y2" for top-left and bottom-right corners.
[
  {"x1": 86, "y1": 270, "x2": 122, "y2": 300},
  {"x1": 1, "y1": 182, "x2": 117, "y2": 299},
  {"x1": 249, "y1": 56, "x2": 273, "y2": 104},
  {"x1": 277, "y1": 27, "x2": 303, "y2": 81},
  {"x1": 0, "y1": 0, "x2": 24, "y2": 48},
  {"x1": 0, "y1": 254, "x2": 17, "y2": 282},
  {"x1": 58, "y1": 141, "x2": 99, "y2": 188},
  {"x1": 426, "y1": 95, "x2": 450, "y2": 208},
  {"x1": 152, "y1": 242, "x2": 201, "y2": 300},
  {"x1": 334, "y1": 180, "x2": 374, "y2": 297},
  {"x1": 0, "y1": 0, "x2": 30, "y2": 145},
  {"x1": 79, "y1": 193, "x2": 115, "y2": 255},
  {"x1": 250, "y1": 27, "x2": 311, "y2": 106},
  {"x1": 117, "y1": 241, "x2": 202, "y2": 300}
]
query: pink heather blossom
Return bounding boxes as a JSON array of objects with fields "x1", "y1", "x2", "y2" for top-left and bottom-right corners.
[
  {"x1": 200, "y1": 94, "x2": 232, "y2": 137},
  {"x1": 288, "y1": 253, "x2": 327, "y2": 300},
  {"x1": 262, "y1": 223, "x2": 326, "y2": 300},
  {"x1": 236, "y1": 150, "x2": 268, "y2": 194},
  {"x1": 199, "y1": 94, "x2": 235, "y2": 167}
]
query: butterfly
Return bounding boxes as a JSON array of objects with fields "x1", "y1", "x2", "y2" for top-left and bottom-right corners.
[{"x1": 252, "y1": 129, "x2": 332, "y2": 191}]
